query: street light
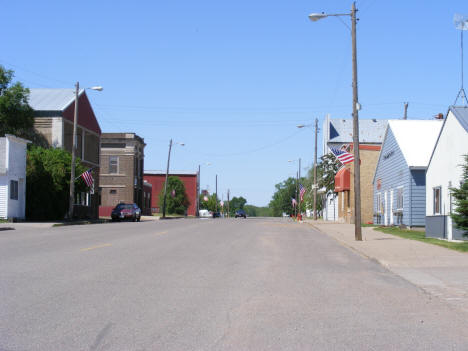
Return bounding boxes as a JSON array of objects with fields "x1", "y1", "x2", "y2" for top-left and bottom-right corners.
[
  {"x1": 308, "y1": 2, "x2": 362, "y2": 241},
  {"x1": 297, "y1": 118, "x2": 319, "y2": 220},
  {"x1": 197, "y1": 162, "x2": 211, "y2": 217},
  {"x1": 162, "y1": 139, "x2": 185, "y2": 218},
  {"x1": 68, "y1": 82, "x2": 103, "y2": 220}
]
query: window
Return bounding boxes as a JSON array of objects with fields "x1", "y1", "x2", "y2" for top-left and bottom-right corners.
[
  {"x1": 110, "y1": 189, "x2": 117, "y2": 194},
  {"x1": 10, "y1": 180, "x2": 18, "y2": 200},
  {"x1": 109, "y1": 156, "x2": 119, "y2": 174},
  {"x1": 396, "y1": 188, "x2": 404, "y2": 210},
  {"x1": 376, "y1": 193, "x2": 381, "y2": 214},
  {"x1": 433, "y1": 187, "x2": 441, "y2": 215}
]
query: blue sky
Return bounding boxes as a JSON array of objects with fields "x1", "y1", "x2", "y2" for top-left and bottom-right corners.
[{"x1": 3, "y1": 0, "x2": 467, "y2": 206}]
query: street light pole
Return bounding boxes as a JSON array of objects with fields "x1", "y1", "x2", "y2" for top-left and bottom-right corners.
[
  {"x1": 197, "y1": 164, "x2": 201, "y2": 217},
  {"x1": 162, "y1": 139, "x2": 173, "y2": 219},
  {"x1": 68, "y1": 82, "x2": 80, "y2": 220},
  {"x1": 309, "y1": 1, "x2": 362, "y2": 240},
  {"x1": 67, "y1": 82, "x2": 102, "y2": 220},
  {"x1": 351, "y1": 2, "x2": 362, "y2": 240},
  {"x1": 313, "y1": 118, "x2": 318, "y2": 220}
]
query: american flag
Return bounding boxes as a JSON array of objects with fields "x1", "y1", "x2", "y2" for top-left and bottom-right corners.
[
  {"x1": 299, "y1": 184, "x2": 306, "y2": 202},
  {"x1": 80, "y1": 169, "x2": 94, "y2": 187},
  {"x1": 330, "y1": 147, "x2": 354, "y2": 164}
]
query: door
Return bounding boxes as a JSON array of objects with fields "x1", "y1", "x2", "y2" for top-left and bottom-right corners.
[
  {"x1": 389, "y1": 190, "x2": 394, "y2": 226},
  {"x1": 384, "y1": 191, "x2": 388, "y2": 226}
]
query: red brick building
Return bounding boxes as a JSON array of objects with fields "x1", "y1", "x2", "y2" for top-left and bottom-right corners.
[{"x1": 144, "y1": 171, "x2": 198, "y2": 216}]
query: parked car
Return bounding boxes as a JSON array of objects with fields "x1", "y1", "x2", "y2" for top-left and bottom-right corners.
[
  {"x1": 111, "y1": 203, "x2": 141, "y2": 222},
  {"x1": 235, "y1": 209, "x2": 247, "y2": 218},
  {"x1": 199, "y1": 209, "x2": 212, "y2": 218},
  {"x1": 212, "y1": 211, "x2": 221, "y2": 218}
]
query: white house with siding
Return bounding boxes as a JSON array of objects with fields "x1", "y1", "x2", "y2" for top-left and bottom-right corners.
[
  {"x1": 0, "y1": 135, "x2": 30, "y2": 220},
  {"x1": 373, "y1": 120, "x2": 442, "y2": 227},
  {"x1": 425, "y1": 106, "x2": 468, "y2": 240}
]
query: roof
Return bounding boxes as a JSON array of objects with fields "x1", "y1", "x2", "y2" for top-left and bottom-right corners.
[
  {"x1": 388, "y1": 120, "x2": 443, "y2": 168},
  {"x1": 450, "y1": 106, "x2": 468, "y2": 133},
  {"x1": 328, "y1": 118, "x2": 388, "y2": 144},
  {"x1": 144, "y1": 170, "x2": 198, "y2": 176},
  {"x1": 28, "y1": 89, "x2": 84, "y2": 111}
]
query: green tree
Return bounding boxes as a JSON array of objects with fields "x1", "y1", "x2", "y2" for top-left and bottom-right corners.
[
  {"x1": 200, "y1": 193, "x2": 218, "y2": 212},
  {"x1": 269, "y1": 177, "x2": 301, "y2": 217},
  {"x1": 26, "y1": 145, "x2": 88, "y2": 220},
  {"x1": 451, "y1": 155, "x2": 468, "y2": 236},
  {"x1": 318, "y1": 153, "x2": 341, "y2": 193},
  {"x1": 0, "y1": 66, "x2": 34, "y2": 138},
  {"x1": 158, "y1": 176, "x2": 190, "y2": 215},
  {"x1": 228, "y1": 196, "x2": 247, "y2": 216}
]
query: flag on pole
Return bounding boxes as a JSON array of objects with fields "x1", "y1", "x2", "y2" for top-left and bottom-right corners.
[
  {"x1": 291, "y1": 198, "x2": 297, "y2": 207},
  {"x1": 330, "y1": 147, "x2": 354, "y2": 165},
  {"x1": 80, "y1": 169, "x2": 94, "y2": 187},
  {"x1": 299, "y1": 184, "x2": 306, "y2": 202}
]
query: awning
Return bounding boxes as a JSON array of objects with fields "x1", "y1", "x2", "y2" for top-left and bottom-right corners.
[{"x1": 334, "y1": 167, "x2": 350, "y2": 192}]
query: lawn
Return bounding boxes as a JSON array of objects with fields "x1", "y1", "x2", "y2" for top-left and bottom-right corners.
[{"x1": 373, "y1": 226, "x2": 468, "y2": 253}]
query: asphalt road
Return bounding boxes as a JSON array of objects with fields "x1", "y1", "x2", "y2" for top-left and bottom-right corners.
[{"x1": 1, "y1": 218, "x2": 468, "y2": 350}]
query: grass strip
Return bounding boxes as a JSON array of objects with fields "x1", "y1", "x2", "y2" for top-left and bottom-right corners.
[{"x1": 373, "y1": 226, "x2": 468, "y2": 253}]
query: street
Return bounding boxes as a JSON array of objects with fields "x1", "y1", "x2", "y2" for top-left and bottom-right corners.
[{"x1": 1, "y1": 218, "x2": 468, "y2": 350}]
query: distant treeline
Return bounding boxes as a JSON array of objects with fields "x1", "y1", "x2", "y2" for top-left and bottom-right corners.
[{"x1": 244, "y1": 205, "x2": 273, "y2": 217}]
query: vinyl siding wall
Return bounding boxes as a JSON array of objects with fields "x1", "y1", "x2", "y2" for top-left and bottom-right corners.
[{"x1": 373, "y1": 129, "x2": 413, "y2": 226}]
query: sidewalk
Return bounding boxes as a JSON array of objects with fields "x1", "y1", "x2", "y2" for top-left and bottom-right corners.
[{"x1": 307, "y1": 221, "x2": 468, "y2": 313}]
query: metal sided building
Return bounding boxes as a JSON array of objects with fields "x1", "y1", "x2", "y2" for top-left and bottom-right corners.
[
  {"x1": 373, "y1": 120, "x2": 443, "y2": 227},
  {"x1": 426, "y1": 106, "x2": 468, "y2": 240}
]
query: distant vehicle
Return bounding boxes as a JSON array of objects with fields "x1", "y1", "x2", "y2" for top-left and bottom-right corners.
[
  {"x1": 235, "y1": 209, "x2": 247, "y2": 218},
  {"x1": 199, "y1": 209, "x2": 212, "y2": 218},
  {"x1": 212, "y1": 211, "x2": 221, "y2": 218},
  {"x1": 111, "y1": 203, "x2": 141, "y2": 222}
]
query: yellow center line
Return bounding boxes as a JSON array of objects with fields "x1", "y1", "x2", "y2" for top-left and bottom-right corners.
[
  {"x1": 80, "y1": 243, "x2": 112, "y2": 252},
  {"x1": 155, "y1": 231, "x2": 168, "y2": 236}
]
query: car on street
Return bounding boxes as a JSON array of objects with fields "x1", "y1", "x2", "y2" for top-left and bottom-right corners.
[
  {"x1": 235, "y1": 209, "x2": 246, "y2": 218},
  {"x1": 111, "y1": 203, "x2": 141, "y2": 222},
  {"x1": 212, "y1": 211, "x2": 221, "y2": 218},
  {"x1": 199, "y1": 209, "x2": 212, "y2": 218}
]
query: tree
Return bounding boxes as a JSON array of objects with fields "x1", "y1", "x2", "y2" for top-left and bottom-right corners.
[
  {"x1": 158, "y1": 176, "x2": 190, "y2": 215},
  {"x1": 26, "y1": 145, "x2": 88, "y2": 220},
  {"x1": 269, "y1": 177, "x2": 300, "y2": 217},
  {"x1": 228, "y1": 196, "x2": 247, "y2": 216},
  {"x1": 451, "y1": 155, "x2": 468, "y2": 236},
  {"x1": 0, "y1": 66, "x2": 34, "y2": 138},
  {"x1": 318, "y1": 153, "x2": 341, "y2": 193},
  {"x1": 199, "y1": 193, "x2": 218, "y2": 212}
]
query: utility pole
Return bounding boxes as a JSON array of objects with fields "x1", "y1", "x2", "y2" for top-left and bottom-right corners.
[
  {"x1": 215, "y1": 174, "x2": 218, "y2": 213},
  {"x1": 295, "y1": 170, "x2": 299, "y2": 217},
  {"x1": 68, "y1": 82, "x2": 80, "y2": 220},
  {"x1": 196, "y1": 164, "x2": 200, "y2": 217},
  {"x1": 227, "y1": 189, "x2": 230, "y2": 218},
  {"x1": 351, "y1": 2, "x2": 362, "y2": 240},
  {"x1": 162, "y1": 139, "x2": 173, "y2": 219},
  {"x1": 403, "y1": 102, "x2": 408, "y2": 120},
  {"x1": 313, "y1": 118, "x2": 318, "y2": 220},
  {"x1": 298, "y1": 158, "x2": 301, "y2": 217}
]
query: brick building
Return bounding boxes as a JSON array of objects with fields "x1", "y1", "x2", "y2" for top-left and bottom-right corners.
[
  {"x1": 144, "y1": 171, "x2": 198, "y2": 216},
  {"x1": 28, "y1": 89, "x2": 101, "y2": 218},
  {"x1": 335, "y1": 145, "x2": 381, "y2": 224},
  {"x1": 99, "y1": 133, "x2": 147, "y2": 217}
]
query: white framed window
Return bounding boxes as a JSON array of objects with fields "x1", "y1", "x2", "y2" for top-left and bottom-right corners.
[
  {"x1": 433, "y1": 187, "x2": 441, "y2": 215},
  {"x1": 109, "y1": 156, "x2": 119, "y2": 174},
  {"x1": 10, "y1": 180, "x2": 18, "y2": 200},
  {"x1": 396, "y1": 187, "x2": 404, "y2": 210},
  {"x1": 376, "y1": 193, "x2": 382, "y2": 214}
]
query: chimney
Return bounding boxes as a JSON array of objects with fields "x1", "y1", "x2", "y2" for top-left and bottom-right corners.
[
  {"x1": 403, "y1": 102, "x2": 408, "y2": 119},
  {"x1": 434, "y1": 113, "x2": 444, "y2": 120}
]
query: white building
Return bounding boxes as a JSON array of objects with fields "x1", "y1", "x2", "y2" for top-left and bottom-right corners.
[
  {"x1": 0, "y1": 135, "x2": 30, "y2": 220},
  {"x1": 426, "y1": 106, "x2": 468, "y2": 240}
]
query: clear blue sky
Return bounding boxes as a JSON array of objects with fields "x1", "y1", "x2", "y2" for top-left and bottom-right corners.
[{"x1": 3, "y1": 0, "x2": 467, "y2": 206}]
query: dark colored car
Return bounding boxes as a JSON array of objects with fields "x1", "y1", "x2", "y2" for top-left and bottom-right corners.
[
  {"x1": 111, "y1": 203, "x2": 141, "y2": 222},
  {"x1": 212, "y1": 211, "x2": 221, "y2": 218},
  {"x1": 235, "y1": 209, "x2": 246, "y2": 218}
]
